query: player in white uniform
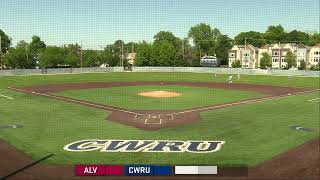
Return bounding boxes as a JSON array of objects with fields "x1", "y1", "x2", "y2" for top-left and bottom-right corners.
[
  {"x1": 288, "y1": 75, "x2": 292, "y2": 80},
  {"x1": 227, "y1": 75, "x2": 233, "y2": 84},
  {"x1": 237, "y1": 73, "x2": 240, "y2": 80}
]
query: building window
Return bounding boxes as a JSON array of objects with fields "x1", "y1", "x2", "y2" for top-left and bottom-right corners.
[
  {"x1": 314, "y1": 57, "x2": 319, "y2": 62},
  {"x1": 281, "y1": 58, "x2": 286, "y2": 62},
  {"x1": 314, "y1": 51, "x2": 319, "y2": 55},
  {"x1": 273, "y1": 51, "x2": 279, "y2": 56},
  {"x1": 230, "y1": 53, "x2": 235, "y2": 57}
]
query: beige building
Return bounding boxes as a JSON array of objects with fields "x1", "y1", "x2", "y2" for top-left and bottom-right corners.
[
  {"x1": 230, "y1": 43, "x2": 313, "y2": 69},
  {"x1": 308, "y1": 44, "x2": 320, "y2": 68},
  {"x1": 126, "y1": 53, "x2": 136, "y2": 65},
  {"x1": 228, "y1": 44, "x2": 259, "y2": 68}
]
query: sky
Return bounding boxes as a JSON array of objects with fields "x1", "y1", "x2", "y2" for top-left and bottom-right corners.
[{"x1": 0, "y1": 0, "x2": 319, "y2": 49}]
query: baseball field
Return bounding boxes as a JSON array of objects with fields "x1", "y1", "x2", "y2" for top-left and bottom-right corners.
[{"x1": 0, "y1": 72, "x2": 319, "y2": 178}]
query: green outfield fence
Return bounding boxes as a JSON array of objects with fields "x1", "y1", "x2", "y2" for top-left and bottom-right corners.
[{"x1": 0, "y1": 67, "x2": 319, "y2": 77}]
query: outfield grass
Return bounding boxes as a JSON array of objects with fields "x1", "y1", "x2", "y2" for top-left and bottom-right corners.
[
  {"x1": 55, "y1": 85, "x2": 264, "y2": 110},
  {"x1": 0, "y1": 72, "x2": 319, "y2": 89},
  {"x1": 0, "y1": 72, "x2": 319, "y2": 166}
]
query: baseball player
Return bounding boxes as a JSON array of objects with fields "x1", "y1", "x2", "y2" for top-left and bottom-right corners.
[
  {"x1": 237, "y1": 73, "x2": 240, "y2": 80},
  {"x1": 227, "y1": 74, "x2": 233, "y2": 84},
  {"x1": 288, "y1": 75, "x2": 292, "y2": 80}
]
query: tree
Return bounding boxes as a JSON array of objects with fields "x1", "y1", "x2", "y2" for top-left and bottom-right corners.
[
  {"x1": 264, "y1": 25, "x2": 286, "y2": 43},
  {"x1": 234, "y1": 31, "x2": 266, "y2": 48},
  {"x1": 113, "y1": 40, "x2": 125, "y2": 55},
  {"x1": 0, "y1": 29, "x2": 12, "y2": 53},
  {"x1": 0, "y1": 29, "x2": 12, "y2": 69},
  {"x1": 154, "y1": 31, "x2": 181, "y2": 48},
  {"x1": 26, "y1": 36, "x2": 47, "y2": 68},
  {"x1": 298, "y1": 60, "x2": 306, "y2": 70},
  {"x1": 285, "y1": 50, "x2": 297, "y2": 69},
  {"x1": 39, "y1": 46, "x2": 65, "y2": 68},
  {"x1": 29, "y1": 36, "x2": 46, "y2": 53},
  {"x1": 231, "y1": 60, "x2": 241, "y2": 68},
  {"x1": 16, "y1": 40, "x2": 28, "y2": 48},
  {"x1": 83, "y1": 50, "x2": 99, "y2": 67},
  {"x1": 16, "y1": 40, "x2": 34, "y2": 67},
  {"x1": 215, "y1": 35, "x2": 233, "y2": 65},
  {"x1": 285, "y1": 30, "x2": 309, "y2": 43},
  {"x1": 3, "y1": 47, "x2": 28, "y2": 69},
  {"x1": 259, "y1": 52, "x2": 272, "y2": 69},
  {"x1": 150, "y1": 42, "x2": 175, "y2": 66},
  {"x1": 134, "y1": 43, "x2": 152, "y2": 66},
  {"x1": 307, "y1": 33, "x2": 320, "y2": 46},
  {"x1": 64, "y1": 44, "x2": 81, "y2": 67},
  {"x1": 188, "y1": 23, "x2": 217, "y2": 55}
]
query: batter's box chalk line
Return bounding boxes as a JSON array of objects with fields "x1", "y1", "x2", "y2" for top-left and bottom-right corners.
[{"x1": 144, "y1": 114, "x2": 162, "y2": 125}]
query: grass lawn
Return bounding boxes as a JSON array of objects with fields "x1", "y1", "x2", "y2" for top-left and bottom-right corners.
[
  {"x1": 55, "y1": 85, "x2": 265, "y2": 110},
  {"x1": 0, "y1": 72, "x2": 319, "y2": 166}
]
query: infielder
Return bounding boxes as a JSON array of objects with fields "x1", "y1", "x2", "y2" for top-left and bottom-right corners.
[{"x1": 227, "y1": 74, "x2": 233, "y2": 84}]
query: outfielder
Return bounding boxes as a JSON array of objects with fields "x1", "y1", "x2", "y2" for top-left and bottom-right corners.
[{"x1": 237, "y1": 73, "x2": 240, "y2": 80}]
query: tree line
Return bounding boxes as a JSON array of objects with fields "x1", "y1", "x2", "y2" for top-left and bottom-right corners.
[{"x1": 0, "y1": 24, "x2": 319, "y2": 69}]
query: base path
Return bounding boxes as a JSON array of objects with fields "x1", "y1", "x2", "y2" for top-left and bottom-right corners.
[{"x1": 8, "y1": 81, "x2": 318, "y2": 131}]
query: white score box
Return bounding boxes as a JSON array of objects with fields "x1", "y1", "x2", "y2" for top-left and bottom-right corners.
[{"x1": 174, "y1": 166, "x2": 217, "y2": 175}]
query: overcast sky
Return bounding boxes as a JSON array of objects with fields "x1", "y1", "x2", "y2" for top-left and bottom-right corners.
[{"x1": 1, "y1": 0, "x2": 319, "y2": 49}]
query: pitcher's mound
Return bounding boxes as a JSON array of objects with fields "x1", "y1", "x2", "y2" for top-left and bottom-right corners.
[{"x1": 138, "y1": 91, "x2": 181, "y2": 98}]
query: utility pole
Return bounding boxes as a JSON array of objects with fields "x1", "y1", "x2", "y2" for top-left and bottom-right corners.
[
  {"x1": 80, "y1": 42, "x2": 83, "y2": 68},
  {"x1": 244, "y1": 37, "x2": 247, "y2": 69},
  {"x1": 25, "y1": 45, "x2": 29, "y2": 63},
  {"x1": 182, "y1": 39, "x2": 185, "y2": 60},
  {"x1": 279, "y1": 41, "x2": 281, "y2": 68},
  {"x1": 121, "y1": 42, "x2": 124, "y2": 67},
  {"x1": 131, "y1": 43, "x2": 134, "y2": 53}
]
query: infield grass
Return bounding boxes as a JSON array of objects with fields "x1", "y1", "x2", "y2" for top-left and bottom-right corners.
[{"x1": 55, "y1": 85, "x2": 264, "y2": 110}]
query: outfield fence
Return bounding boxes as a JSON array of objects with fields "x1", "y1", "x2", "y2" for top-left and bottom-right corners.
[{"x1": 0, "y1": 67, "x2": 319, "y2": 77}]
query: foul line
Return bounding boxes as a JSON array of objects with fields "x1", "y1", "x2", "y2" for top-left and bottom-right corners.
[
  {"x1": 308, "y1": 97, "x2": 320, "y2": 102},
  {"x1": 8, "y1": 87, "x2": 142, "y2": 116},
  {"x1": 0, "y1": 94, "x2": 13, "y2": 100},
  {"x1": 170, "y1": 89, "x2": 320, "y2": 115},
  {"x1": 0, "y1": 154, "x2": 54, "y2": 180}
]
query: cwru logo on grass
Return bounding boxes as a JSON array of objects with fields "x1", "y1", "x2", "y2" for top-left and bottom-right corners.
[{"x1": 64, "y1": 140, "x2": 225, "y2": 153}]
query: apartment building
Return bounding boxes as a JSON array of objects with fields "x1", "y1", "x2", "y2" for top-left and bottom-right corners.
[
  {"x1": 229, "y1": 43, "x2": 317, "y2": 69},
  {"x1": 228, "y1": 44, "x2": 259, "y2": 68},
  {"x1": 308, "y1": 44, "x2": 320, "y2": 68}
]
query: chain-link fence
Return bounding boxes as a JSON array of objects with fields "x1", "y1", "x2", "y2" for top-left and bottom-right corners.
[{"x1": 0, "y1": 67, "x2": 319, "y2": 77}]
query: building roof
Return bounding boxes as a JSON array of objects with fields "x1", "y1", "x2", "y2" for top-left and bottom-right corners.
[
  {"x1": 295, "y1": 43, "x2": 311, "y2": 50},
  {"x1": 260, "y1": 44, "x2": 271, "y2": 49},
  {"x1": 312, "y1": 44, "x2": 320, "y2": 48}
]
